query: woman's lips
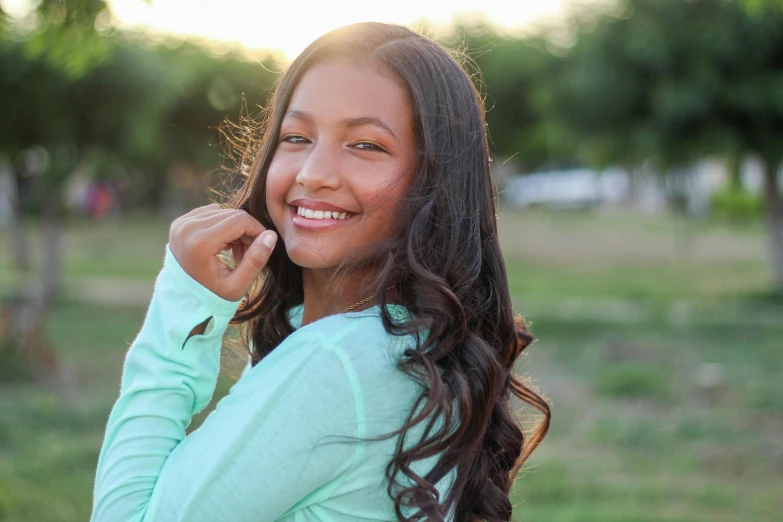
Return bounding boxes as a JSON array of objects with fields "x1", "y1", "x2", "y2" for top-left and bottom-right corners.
[
  {"x1": 288, "y1": 204, "x2": 358, "y2": 230},
  {"x1": 288, "y1": 197, "x2": 353, "y2": 214}
]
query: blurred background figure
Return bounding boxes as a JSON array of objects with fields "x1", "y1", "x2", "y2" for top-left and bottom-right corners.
[
  {"x1": 84, "y1": 180, "x2": 113, "y2": 219},
  {"x1": 0, "y1": 0, "x2": 780, "y2": 521}
]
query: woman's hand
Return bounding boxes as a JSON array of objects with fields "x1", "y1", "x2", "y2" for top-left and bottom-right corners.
[{"x1": 168, "y1": 203, "x2": 278, "y2": 302}]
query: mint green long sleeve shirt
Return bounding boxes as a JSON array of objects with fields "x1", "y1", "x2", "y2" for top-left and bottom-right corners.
[{"x1": 90, "y1": 244, "x2": 456, "y2": 522}]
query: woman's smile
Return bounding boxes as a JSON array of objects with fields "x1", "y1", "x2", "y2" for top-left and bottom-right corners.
[{"x1": 287, "y1": 198, "x2": 359, "y2": 230}]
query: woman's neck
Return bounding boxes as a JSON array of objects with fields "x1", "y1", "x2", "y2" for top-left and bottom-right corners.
[{"x1": 300, "y1": 267, "x2": 398, "y2": 327}]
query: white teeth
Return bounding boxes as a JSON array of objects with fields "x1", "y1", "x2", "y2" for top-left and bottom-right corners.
[{"x1": 296, "y1": 206, "x2": 350, "y2": 220}]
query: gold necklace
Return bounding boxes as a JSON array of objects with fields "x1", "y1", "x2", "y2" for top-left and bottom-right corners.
[{"x1": 341, "y1": 285, "x2": 395, "y2": 313}]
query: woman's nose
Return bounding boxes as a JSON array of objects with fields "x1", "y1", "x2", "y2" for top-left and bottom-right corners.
[{"x1": 295, "y1": 140, "x2": 341, "y2": 191}]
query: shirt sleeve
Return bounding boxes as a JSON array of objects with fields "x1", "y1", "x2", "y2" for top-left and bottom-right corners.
[{"x1": 90, "y1": 244, "x2": 360, "y2": 522}]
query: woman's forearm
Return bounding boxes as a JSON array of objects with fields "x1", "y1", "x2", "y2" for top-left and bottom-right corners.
[{"x1": 90, "y1": 244, "x2": 242, "y2": 522}]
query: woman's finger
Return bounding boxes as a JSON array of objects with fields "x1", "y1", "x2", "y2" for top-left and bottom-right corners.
[
  {"x1": 231, "y1": 239, "x2": 245, "y2": 267},
  {"x1": 205, "y1": 212, "x2": 266, "y2": 249},
  {"x1": 187, "y1": 208, "x2": 244, "y2": 228},
  {"x1": 183, "y1": 211, "x2": 260, "y2": 250},
  {"x1": 224, "y1": 231, "x2": 277, "y2": 297},
  {"x1": 188, "y1": 210, "x2": 262, "y2": 243}
]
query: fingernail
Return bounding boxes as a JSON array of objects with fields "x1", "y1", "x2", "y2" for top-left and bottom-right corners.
[{"x1": 262, "y1": 232, "x2": 277, "y2": 249}]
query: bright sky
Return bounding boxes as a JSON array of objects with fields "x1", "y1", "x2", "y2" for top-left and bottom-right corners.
[{"x1": 2, "y1": 0, "x2": 571, "y2": 60}]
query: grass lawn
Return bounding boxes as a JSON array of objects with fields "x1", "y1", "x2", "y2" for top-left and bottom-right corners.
[{"x1": 0, "y1": 208, "x2": 780, "y2": 521}]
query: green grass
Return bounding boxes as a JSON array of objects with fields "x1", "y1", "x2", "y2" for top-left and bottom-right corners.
[
  {"x1": 512, "y1": 315, "x2": 782, "y2": 521},
  {"x1": 0, "y1": 211, "x2": 170, "y2": 286},
  {"x1": 0, "y1": 209, "x2": 780, "y2": 521}
]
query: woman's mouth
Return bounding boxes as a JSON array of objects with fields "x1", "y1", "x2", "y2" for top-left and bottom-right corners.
[{"x1": 288, "y1": 202, "x2": 358, "y2": 229}]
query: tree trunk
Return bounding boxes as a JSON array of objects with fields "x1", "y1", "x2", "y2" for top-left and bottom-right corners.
[
  {"x1": 41, "y1": 187, "x2": 64, "y2": 304},
  {"x1": 9, "y1": 165, "x2": 32, "y2": 274},
  {"x1": 0, "y1": 288, "x2": 63, "y2": 385},
  {"x1": 627, "y1": 165, "x2": 642, "y2": 204},
  {"x1": 0, "y1": 185, "x2": 67, "y2": 386},
  {"x1": 726, "y1": 153, "x2": 742, "y2": 192},
  {"x1": 761, "y1": 159, "x2": 783, "y2": 291}
]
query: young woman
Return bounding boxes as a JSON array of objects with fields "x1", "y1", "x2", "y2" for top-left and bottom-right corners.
[{"x1": 91, "y1": 22, "x2": 550, "y2": 522}]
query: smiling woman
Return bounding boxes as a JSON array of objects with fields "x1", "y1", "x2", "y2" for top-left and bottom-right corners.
[
  {"x1": 90, "y1": 22, "x2": 550, "y2": 522},
  {"x1": 265, "y1": 57, "x2": 418, "y2": 319}
]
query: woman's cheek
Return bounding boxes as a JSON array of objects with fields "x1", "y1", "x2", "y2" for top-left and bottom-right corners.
[{"x1": 360, "y1": 187, "x2": 403, "y2": 237}]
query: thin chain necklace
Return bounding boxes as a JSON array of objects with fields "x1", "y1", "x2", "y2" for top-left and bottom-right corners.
[{"x1": 341, "y1": 285, "x2": 395, "y2": 313}]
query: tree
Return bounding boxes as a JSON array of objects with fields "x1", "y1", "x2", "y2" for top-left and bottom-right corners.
[
  {"x1": 440, "y1": 19, "x2": 578, "y2": 172},
  {"x1": 0, "y1": 0, "x2": 279, "y2": 381},
  {"x1": 541, "y1": 0, "x2": 783, "y2": 290}
]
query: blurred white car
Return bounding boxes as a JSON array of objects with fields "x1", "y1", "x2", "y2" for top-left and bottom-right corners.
[{"x1": 503, "y1": 168, "x2": 630, "y2": 209}]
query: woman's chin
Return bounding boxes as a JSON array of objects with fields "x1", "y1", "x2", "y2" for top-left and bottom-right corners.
[{"x1": 285, "y1": 246, "x2": 339, "y2": 270}]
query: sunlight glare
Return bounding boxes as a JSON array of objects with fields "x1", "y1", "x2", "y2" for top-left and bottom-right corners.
[{"x1": 108, "y1": 0, "x2": 569, "y2": 60}]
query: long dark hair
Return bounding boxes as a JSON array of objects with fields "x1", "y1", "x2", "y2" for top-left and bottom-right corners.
[{"x1": 221, "y1": 22, "x2": 550, "y2": 522}]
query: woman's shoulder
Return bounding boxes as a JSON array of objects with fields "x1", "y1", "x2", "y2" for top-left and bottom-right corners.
[
  {"x1": 285, "y1": 304, "x2": 421, "y2": 383},
  {"x1": 242, "y1": 304, "x2": 425, "y2": 398},
  {"x1": 288, "y1": 304, "x2": 413, "y2": 346},
  {"x1": 242, "y1": 304, "x2": 418, "y2": 379}
]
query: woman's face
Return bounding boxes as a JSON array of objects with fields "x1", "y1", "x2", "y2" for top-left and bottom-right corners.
[{"x1": 265, "y1": 57, "x2": 418, "y2": 269}]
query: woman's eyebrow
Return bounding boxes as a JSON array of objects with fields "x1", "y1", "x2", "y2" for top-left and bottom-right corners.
[{"x1": 284, "y1": 110, "x2": 398, "y2": 141}]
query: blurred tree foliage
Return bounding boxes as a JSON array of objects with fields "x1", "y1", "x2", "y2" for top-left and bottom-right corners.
[
  {"x1": 0, "y1": 0, "x2": 279, "y2": 380},
  {"x1": 440, "y1": 20, "x2": 575, "y2": 173},
  {"x1": 0, "y1": 0, "x2": 279, "y2": 211},
  {"x1": 530, "y1": 0, "x2": 783, "y2": 288},
  {"x1": 439, "y1": 2, "x2": 783, "y2": 290}
]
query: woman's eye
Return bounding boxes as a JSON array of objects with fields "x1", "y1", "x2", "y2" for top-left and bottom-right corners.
[
  {"x1": 352, "y1": 141, "x2": 385, "y2": 152},
  {"x1": 281, "y1": 135, "x2": 309, "y2": 144}
]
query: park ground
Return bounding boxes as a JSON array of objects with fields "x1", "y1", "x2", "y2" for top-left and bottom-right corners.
[{"x1": 0, "y1": 207, "x2": 781, "y2": 521}]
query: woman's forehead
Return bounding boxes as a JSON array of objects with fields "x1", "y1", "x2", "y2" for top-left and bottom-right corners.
[{"x1": 285, "y1": 57, "x2": 414, "y2": 131}]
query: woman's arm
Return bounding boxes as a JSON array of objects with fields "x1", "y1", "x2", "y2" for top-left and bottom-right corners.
[{"x1": 90, "y1": 244, "x2": 359, "y2": 522}]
